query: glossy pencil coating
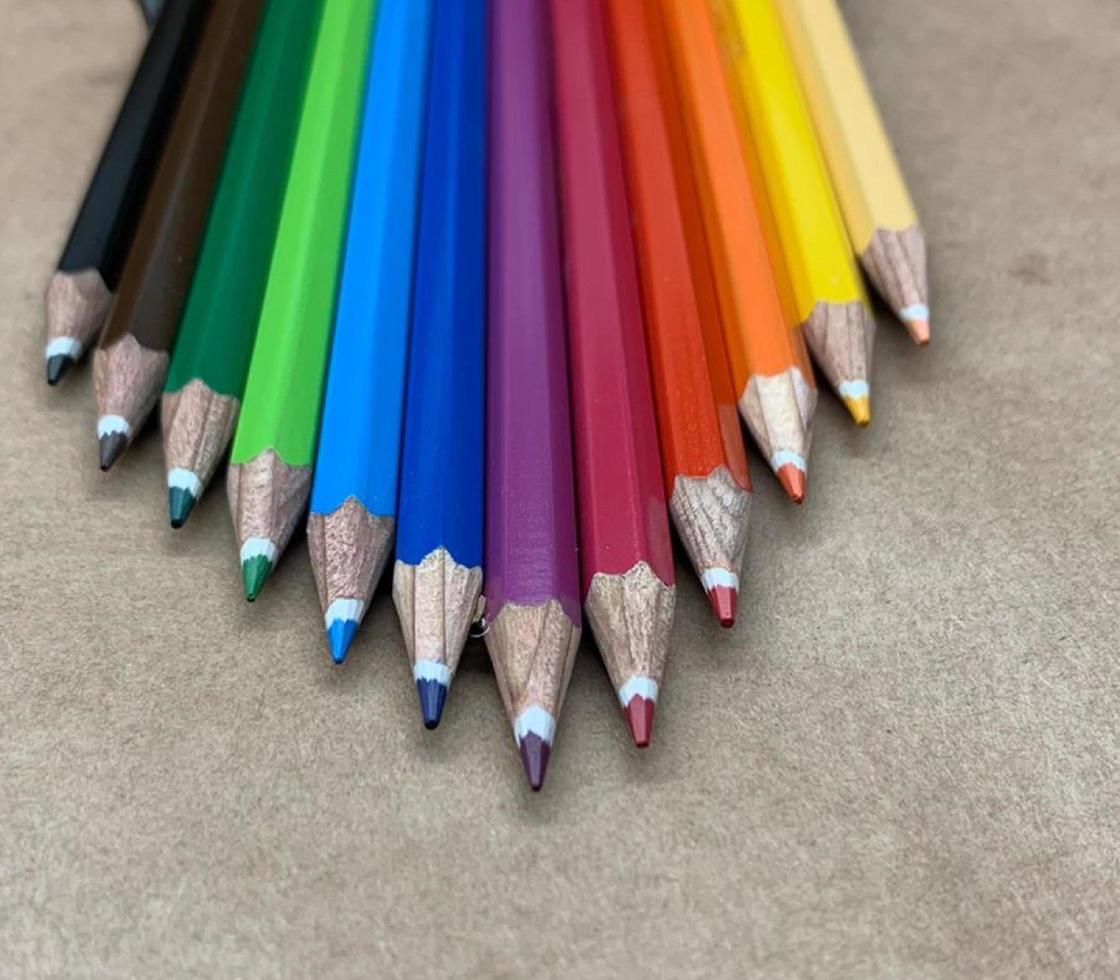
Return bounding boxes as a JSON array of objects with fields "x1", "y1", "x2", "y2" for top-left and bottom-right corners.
[
  {"x1": 391, "y1": 0, "x2": 488, "y2": 726},
  {"x1": 604, "y1": 0, "x2": 752, "y2": 627},
  {"x1": 227, "y1": 0, "x2": 379, "y2": 600},
  {"x1": 549, "y1": 0, "x2": 675, "y2": 747},
  {"x1": 774, "y1": 0, "x2": 929, "y2": 343},
  {"x1": 45, "y1": 0, "x2": 208, "y2": 384},
  {"x1": 308, "y1": 0, "x2": 435, "y2": 662},
  {"x1": 486, "y1": 0, "x2": 581, "y2": 790},
  {"x1": 660, "y1": 0, "x2": 817, "y2": 501},
  {"x1": 93, "y1": 0, "x2": 266, "y2": 472},
  {"x1": 713, "y1": 0, "x2": 875, "y2": 425},
  {"x1": 162, "y1": 0, "x2": 326, "y2": 528}
]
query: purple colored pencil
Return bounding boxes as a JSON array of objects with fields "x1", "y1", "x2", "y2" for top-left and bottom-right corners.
[{"x1": 484, "y1": 0, "x2": 582, "y2": 793}]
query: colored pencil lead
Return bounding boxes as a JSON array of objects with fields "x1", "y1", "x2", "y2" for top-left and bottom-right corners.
[
  {"x1": 708, "y1": 584, "x2": 738, "y2": 629},
  {"x1": 776, "y1": 462, "x2": 807, "y2": 505},
  {"x1": 624, "y1": 687, "x2": 658, "y2": 749},
  {"x1": 98, "y1": 425, "x2": 130, "y2": 473},
  {"x1": 519, "y1": 732, "x2": 551, "y2": 793}
]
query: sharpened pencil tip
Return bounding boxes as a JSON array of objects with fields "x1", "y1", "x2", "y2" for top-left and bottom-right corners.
[
  {"x1": 46, "y1": 354, "x2": 75, "y2": 386},
  {"x1": 242, "y1": 555, "x2": 273, "y2": 602},
  {"x1": 416, "y1": 678, "x2": 448, "y2": 729},
  {"x1": 98, "y1": 431, "x2": 128, "y2": 471},
  {"x1": 707, "y1": 584, "x2": 737, "y2": 628},
  {"x1": 327, "y1": 618, "x2": 358, "y2": 664},
  {"x1": 518, "y1": 733, "x2": 552, "y2": 791},
  {"x1": 168, "y1": 486, "x2": 197, "y2": 529},
  {"x1": 905, "y1": 318, "x2": 931, "y2": 346},
  {"x1": 776, "y1": 463, "x2": 807, "y2": 504},
  {"x1": 843, "y1": 393, "x2": 871, "y2": 427},
  {"x1": 624, "y1": 696, "x2": 656, "y2": 749}
]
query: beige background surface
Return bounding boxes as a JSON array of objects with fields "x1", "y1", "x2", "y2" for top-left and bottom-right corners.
[{"x1": 2, "y1": 0, "x2": 1118, "y2": 976}]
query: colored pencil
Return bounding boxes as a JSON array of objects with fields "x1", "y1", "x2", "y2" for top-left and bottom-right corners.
[
  {"x1": 94, "y1": 0, "x2": 266, "y2": 472},
  {"x1": 44, "y1": 0, "x2": 207, "y2": 386},
  {"x1": 308, "y1": 0, "x2": 435, "y2": 662},
  {"x1": 161, "y1": 0, "x2": 325, "y2": 528},
  {"x1": 391, "y1": 0, "x2": 487, "y2": 727},
  {"x1": 774, "y1": 0, "x2": 930, "y2": 344},
  {"x1": 660, "y1": 0, "x2": 817, "y2": 502},
  {"x1": 486, "y1": 0, "x2": 582, "y2": 790},
  {"x1": 550, "y1": 0, "x2": 675, "y2": 748},
  {"x1": 227, "y1": 0, "x2": 379, "y2": 601},
  {"x1": 713, "y1": 0, "x2": 875, "y2": 425},
  {"x1": 604, "y1": 0, "x2": 752, "y2": 627}
]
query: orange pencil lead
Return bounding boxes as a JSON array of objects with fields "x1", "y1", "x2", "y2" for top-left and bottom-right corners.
[{"x1": 776, "y1": 463, "x2": 807, "y2": 504}]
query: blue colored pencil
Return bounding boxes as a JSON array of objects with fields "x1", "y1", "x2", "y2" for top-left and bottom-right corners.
[
  {"x1": 307, "y1": 0, "x2": 436, "y2": 665},
  {"x1": 391, "y1": 0, "x2": 489, "y2": 728}
]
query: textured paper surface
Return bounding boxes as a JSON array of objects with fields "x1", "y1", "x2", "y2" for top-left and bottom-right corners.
[{"x1": 1, "y1": 0, "x2": 1118, "y2": 976}]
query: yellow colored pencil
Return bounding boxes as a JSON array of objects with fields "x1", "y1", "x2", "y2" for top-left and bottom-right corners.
[
  {"x1": 712, "y1": 0, "x2": 874, "y2": 426},
  {"x1": 774, "y1": 0, "x2": 929, "y2": 345}
]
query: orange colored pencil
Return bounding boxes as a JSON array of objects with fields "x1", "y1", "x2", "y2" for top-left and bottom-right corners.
[
  {"x1": 604, "y1": 0, "x2": 751, "y2": 626},
  {"x1": 660, "y1": 0, "x2": 817, "y2": 502}
]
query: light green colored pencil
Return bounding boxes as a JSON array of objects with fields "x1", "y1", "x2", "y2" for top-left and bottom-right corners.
[{"x1": 227, "y1": 0, "x2": 380, "y2": 601}]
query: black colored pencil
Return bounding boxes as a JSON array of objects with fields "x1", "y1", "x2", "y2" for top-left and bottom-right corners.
[{"x1": 43, "y1": 0, "x2": 209, "y2": 386}]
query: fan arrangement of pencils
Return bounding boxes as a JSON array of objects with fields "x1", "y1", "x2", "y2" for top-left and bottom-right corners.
[{"x1": 44, "y1": 0, "x2": 930, "y2": 791}]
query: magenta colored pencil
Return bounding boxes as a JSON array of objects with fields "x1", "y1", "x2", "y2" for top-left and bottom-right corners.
[{"x1": 485, "y1": 0, "x2": 582, "y2": 793}]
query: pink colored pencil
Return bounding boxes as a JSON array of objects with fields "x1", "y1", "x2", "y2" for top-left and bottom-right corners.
[
  {"x1": 549, "y1": 0, "x2": 675, "y2": 748},
  {"x1": 485, "y1": 0, "x2": 582, "y2": 791}
]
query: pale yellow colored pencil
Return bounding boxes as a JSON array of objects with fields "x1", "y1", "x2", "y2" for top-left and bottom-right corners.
[{"x1": 774, "y1": 0, "x2": 929, "y2": 344}]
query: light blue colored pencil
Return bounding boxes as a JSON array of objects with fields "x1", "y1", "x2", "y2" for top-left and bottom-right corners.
[
  {"x1": 391, "y1": 0, "x2": 488, "y2": 728},
  {"x1": 307, "y1": 0, "x2": 436, "y2": 665}
]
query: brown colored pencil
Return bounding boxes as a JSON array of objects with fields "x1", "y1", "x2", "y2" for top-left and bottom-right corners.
[{"x1": 93, "y1": 0, "x2": 265, "y2": 470}]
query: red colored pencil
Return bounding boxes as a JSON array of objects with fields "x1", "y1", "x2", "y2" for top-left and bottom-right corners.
[
  {"x1": 549, "y1": 0, "x2": 675, "y2": 748},
  {"x1": 604, "y1": 0, "x2": 752, "y2": 628}
]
